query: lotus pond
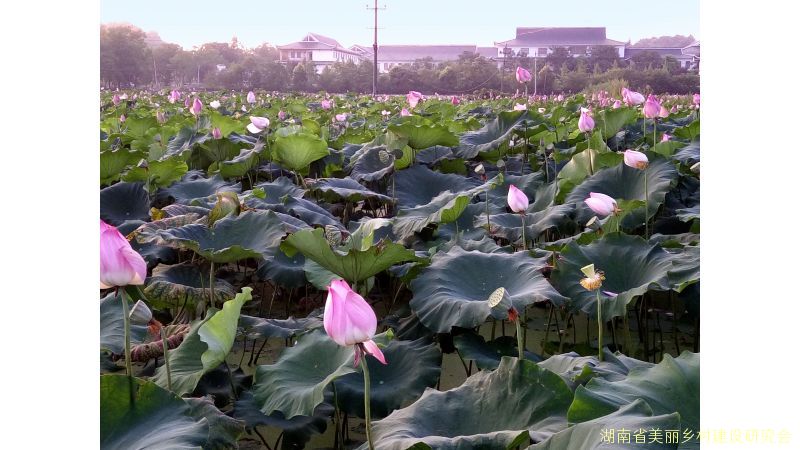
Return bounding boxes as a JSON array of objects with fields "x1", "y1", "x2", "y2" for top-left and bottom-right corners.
[{"x1": 100, "y1": 89, "x2": 700, "y2": 449}]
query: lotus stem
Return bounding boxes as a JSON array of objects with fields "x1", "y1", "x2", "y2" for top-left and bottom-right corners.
[
  {"x1": 120, "y1": 289, "x2": 134, "y2": 377},
  {"x1": 597, "y1": 290, "x2": 603, "y2": 362},
  {"x1": 644, "y1": 167, "x2": 649, "y2": 239},
  {"x1": 209, "y1": 261, "x2": 216, "y2": 310},
  {"x1": 624, "y1": 306, "x2": 633, "y2": 356},
  {"x1": 485, "y1": 189, "x2": 491, "y2": 231},
  {"x1": 520, "y1": 213, "x2": 527, "y2": 250},
  {"x1": 653, "y1": 118, "x2": 657, "y2": 149},
  {"x1": 586, "y1": 132, "x2": 594, "y2": 175},
  {"x1": 361, "y1": 355, "x2": 376, "y2": 450},
  {"x1": 515, "y1": 316, "x2": 524, "y2": 360},
  {"x1": 160, "y1": 327, "x2": 173, "y2": 391}
]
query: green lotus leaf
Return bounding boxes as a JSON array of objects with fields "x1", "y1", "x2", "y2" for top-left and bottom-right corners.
[
  {"x1": 566, "y1": 155, "x2": 679, "y2": 229},
  {"x1": 252, "y1": 329, "x2": 360, "y2": 418},
  {"x1": 256, "y1": 249, "x2": 307, "y2": 288},
  {"x1": 672, "y1": 119, "x2": 700, "y2": 141},
  {"x1": 100, "y1": 292, "x2": 148, "y2": 355},
  {"x1": 477, "y1": 204, "x2": 576, "y2": 245},
  {"x1": 281, "y1": 227, "x2": 419, "y2": 283},
  {"x1": 455, "y1": 110, "x2": 528, "y2": 159},
  {"x1": 100, "y1": 182, "x2": 150, "y2": 226},
  {"x1": 667, "y1": 245, "x2": 700, "y2": 292},
  {"x1": 388, "y1": 122, "x2": 458, "y2": 149},
  {"x1": 349, "y1": 145, "x2": 395, "y2": 182},
  {"x1": 394, "y1": 165, "x2": 480, "y2": 208},
  {"x1": 239, "y1": 314, "x2": 322, "y2": 340},
  {"x1": 550, "y1": 233, "x2": 684, "y2": 320},
  {"x1": 416, "y1": 146, "x2": 454, "y2": 165},
  {"x1": 133, "y1": 214, "x2": 204, "y2": 245},
  {"x1": 273, "y1": 132, "x2": 330, "y2": 173},
  {"x1": 232, "y1": 392, "x2": 331, "y2": 449},
  {"x1": 144, "y1": 263, "x2": 236, "y2": 311},
  {"x1": 184, "y1": 395, "x2": 247, "y2": 449},
  {"x1": 122, "y1": 158, "x2": 189, "y2": 191},
  {"x1": 673, "y1": 139, "x2": 700, "y2": 165},
  {"x1": 652, "y1": 140, "x2": 686, "y2": 158},
  {"x1": 528, "y1": 400, "x2": 682, "y2": 450},
  {"x1": 360, "y1": 357, "x2": 573, "y2": 450},
  {"x1": 100, "y1": 375, "x2": 216, "y2": 449},
  {"x1": 164, "y1": 173, "x2": 241, "y2": 205},
  {"x1": 163, "y1": 126, "x2": 211, "y2": 159},
  {"x1": 409, "y1": 246, "x2": 567, "y2": 333},
  {"x1": 152, "y1": 287, "x2": 252, "y2": 395},
  {"x1": 568, "y1": 352, "x2": 699, "y2": 447},
  {"x1": 101, "y1": 148, "x2": 143, "y2": 185},
  {"x1": 538, "y1": 350, "x2": 654, "y2": 390},
  {"x1": 453, "y1": 333, "x2": 542, "y2": 371},
  {"x1": 556, "y1": 149, "x2": 623, "y2": 202},
  {"x1": 218, "y1": 148, "x2": 260, "y2": 179},
  {"x1": 675, "y1": 206, "x2": 700, "y2": 222},
  {"x1": 308, "y1": 177, "x2": 392, "y2": 203},
  {"x1": 594, "y1": 108, "x2": 638, "y2": 139},
  {"x1": 332, "y1": 337, "x2": 442, "y2": 419},
  {"x1": 485, "y1": 172, "x2": 547, "y2": 209},
  {"x1": 155, "y1": 210, "x2": 287, "y2": 263}
]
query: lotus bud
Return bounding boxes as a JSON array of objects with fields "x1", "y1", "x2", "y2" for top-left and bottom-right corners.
[
  {"x1": 128, "y1": 300, "x2": 153, "y2": 325},
  {"x1": 693, "y1": 93, "x2": 700, "y2": 106},
  {"x1": 400, "y1": 108, "x2": 411, "y2": 116},
  {"x1": 623, "y1": 150, "x2": 649, "y2": 170},
  {"x1": 643, "y1": 95, "x2": 660, "y2": 119},
  {"x1": 507, "y1": 185, "x2": 529, "y2": 213},
  {"x1": 451, "y1": 96, "x2": 460, "y2": 105},
  {"x1": 184, "y1": 97, "x2": 191, "y2": 108},
  {"x1": 112, "y1": 94, "x2": 121, "y2": 106},
  {"x1": 406, "y1": 91, "x2": 424, "y2": 108},
  {"x1": 212, "y1": 127, "x2": 222, "y2": 139},
  {"x1": 335, "y1": 113, "x2": 347, "y2": 122},
  {"x1": 659, "y1": 105, "x2": 670, "y2": 118},
  {"x1": 515, "y1": 66, "x2": 532, "y2": 83},
  {"x1": 100, "y1": 220, "x2": 147, "y2": 288},
  {"x1": 119, "y1": 114, "x2": 126, "y2": 123},
  {"x1": 190, "y1": 97, "x2": 203, "y2": 116},
  {"x1": 207, "y1": 192, "x2": 241, "y2": 227},
  {"x1": 321, "y1": 99, "x2": 332, "y2": 110},
  {"x1": 584, "y1": 192, "x2": 618, "y2": 217},
  {"x1": 324, "y1": 279, "x2": 387, "y2": 365},
  {"x1": 612, "y1": 100, "x2": 621, "y2": 109},
  {"x1": 578, "y1": 107, "x2": 594, "y2": 132},
  {"x1": 247, "y1": 91, "x2": 256, "y2": 104},
  {"x1": 278, "y1": 110, "x2": 287, "y2": 120},
  {"x1": 661, "y1": 133, "x2": 672, "y2": 142}
]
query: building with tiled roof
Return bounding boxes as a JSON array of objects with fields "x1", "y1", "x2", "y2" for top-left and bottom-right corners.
[
  {"x1": 277, "y1": 33, "x2": 363, "y2": 73},
  {"x1": 493, "y1": 27, "x2": 627, "y2": 60}
]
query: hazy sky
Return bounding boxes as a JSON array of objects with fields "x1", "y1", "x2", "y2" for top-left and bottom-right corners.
[{"x1": 100, "y1": 0, "x2": 699, "y2": 49}]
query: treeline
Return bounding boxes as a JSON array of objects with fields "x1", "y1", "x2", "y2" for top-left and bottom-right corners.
[{"x1": 100, "y1": 24, "x2": 699, "y2": 95}]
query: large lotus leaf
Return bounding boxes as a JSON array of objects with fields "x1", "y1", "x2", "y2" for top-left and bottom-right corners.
[
  {"x1": 239, "y1": 314, "x2": 322, "y2": 340},
  {"x1": 281, "y1": 227, "x2": 419, "y2": 283},
  {"x1": 218, "y1": 148, "x2": 260, "y2": 179},
  {"x1": 232, "y1": 392, "x2": 331, "y2": 449},
  {"x1": 392, "y1": 190, "x2": 472, "y2": 242},
  {"x1": 667, "y1": 245, "x2": 700, "y2": 292},
  {"x1": 528, "y1": 400, "x2": 682, "y2": 450},
  {"x1": 115, "y1": 220, "x2": 177, "y2": 269},
  {"x1": 256, "y1": 249, "x2": 307, "y2": 288},
  {"x1": 100, "y1": 182, "x2": 151, "y2": 226},
  {"x1": 132, "y1": 214, "x2": 204, "y2": 245},
  {"x1": 163, "y1": 173, "x2": 241, "y2": 205},
  {"x1": 282, "y1": 197, "x2": 345, "y2": 230},
  {"x1": 155, "y1": 210, "x2": 287, "y2": 263},
  {"x1": 100, "y1": 292, "x2": 148, "y2": 355},
  {"x1": 555, "y1": 149, "x2": 623, "y2": 203},
  {"x1": 349, "y1": 145, "x2": 395, "y2": 182},
  {"x1": 568, "y1": 352, "x2": 700, "y2": 447},
  {"x1": 273, "y1": 132, "x2": 330, "y2": 173},
  {"x1": 453, "y1": 333, "x2": 542, "y2": 371},
  {"x1": 252, "y1": 329, "x2": 359, "y2": 418},
  {"x1": 409, "y1": 246, "x2": 567, "y2": 333},
  {"x1": 673, "y1": 139, "x2": 700, "y2": 165},
  {"x1": 144, "y1": 263, "x2": 236, "y2": 310},
  {"x1": 183, "y1": 395, "x2": 246, "y2": 449},
  {"x1": 434, "y1": 203, "x2": 497, "y2": 242},
  {"x1": 152, "y1": 288, "x2": 252, "y2": 395},
  {"x1": 416, "y1": 145, "x2": 454, "y2": 165},
  {"x1": 485, "y1": 172, "x2": 547, "y2": 209},
  {"x1": 361, "y1": 357, "x2": 573, "y2": 450},
  {"x1": 478, "y1": 204, "x2": 576, "y2": 245},
  {"x1": 162, "y1": 204, "x2": 211, "y2": 218},
  {"x1": 308, "y1": 177, "x2": 392, "y2": 203},
  {"x1": 675, "y1": 206, "x2": 700, "y2": 222},
  {"x1": 538, "y1": 351, "x2": 653, "y2": 391},
  {"x1": 566, "y1": 156, "x2": 678, "y2": 229},
  {"x1": 550, "y1": 233, "x2": 680, "y2": 320},
  {"x1": 100, "y1": 375, "x2": 209, "y2": 449},
  {"x1": 394, "y1": 165, "x2": 480, "y2": 208},
  {"x1": 455, "y1": 110, "x2": 527, "y2": 159},
  {"x1": 101, "y1": 148, "x2": 143, "y2": 185},
  {"x1": 388, "y1": 123, "x2": 458, "y2": 149},
  {"x1": 164, "y1": 126, "x2": 211, "y2": 159},
  {"x1": 333, "y1": 337, "x2": 442, "y2": 419},
  {"x1": 594, "y1": 108, "x2": 639, "y2": 139},
  {"x1": 122, "y1": 158, "x2": 190, "y2": 190}
]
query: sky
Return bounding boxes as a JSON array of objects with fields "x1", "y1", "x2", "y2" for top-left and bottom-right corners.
[{"x1": 100, "y1": 0, "x2": 699, "y2": 50}]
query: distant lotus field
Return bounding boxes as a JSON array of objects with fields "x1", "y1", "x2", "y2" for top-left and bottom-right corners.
[{"x1": 100, "y1": 85, "x2": 700, "y2": 449}]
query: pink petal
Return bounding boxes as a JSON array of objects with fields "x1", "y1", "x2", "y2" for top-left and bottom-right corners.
[{"x1": 363, "y1": 339, "x2": 387, "y2": 365}]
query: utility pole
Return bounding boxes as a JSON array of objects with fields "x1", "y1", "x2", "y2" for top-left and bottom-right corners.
[
  {"x1": 533, "y1": 55, "x2": 537, "y2": 96},
  {"x1": 367, "y1": 1, "x2": 386, "y2": 96}
]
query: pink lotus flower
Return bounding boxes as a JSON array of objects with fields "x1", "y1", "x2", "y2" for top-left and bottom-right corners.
[
  {"x1": 623, "y1": 150, "x2": 649, "y2": 169},
  {"x1": 278, "y1": 110, "x2": 286, "y2": 121},
  {"x1": 381, "y1": 110, "x2": 391, "y2": 117},
  {"x1": 119, "y1": 114, "x2": 126, "y2": 123},
  {"x1": 112, "y1": 94, "x2": 121, "y2": 106},
  {"x1": 507, "y1": 185, "x2": 529, "y2": 213},
  {"x1": 622, "y1": 88, "x2": 645, "y2": 106},
  {"x1": 613, "y1": 100, "x2": 621, "y2": 109},
  {"x1": 513, "y1": 103, "x2": 527, "y2": 111},
  {"x1": 659, "y1": 105, "x2": 670, "y2": 118},
  {"x1": 451, "y1": 96, "x2": 460, "y2": 105},
  {"x1": 321, "y1": 99, "x2": 332, "y2": 110},
  {"x1": 407, "y1": 91, "x2": 423, "y2": 108},
  {"x1": 400, "y1": 108, "x2": 411, "y2": 116},
  {"x1": 584, "y1": 192, "x2": 618, "y2": 217},
  {"x1": 661, "y1": 133, "x2": 672, "y2": 142},
  {"x1": 515, "y1": 66, "x2": 532, "y2": 83},
  {"x1": 184, "y1": 98, "x2": 191, "y2": 108},
  {"x1": 556, "y1": 94, "x2": 564, "y2": 102},
  {"x1": 335, "y1": 113, "x2": 348, "y2": 122},
  {"x1": 693, "y1": 93, "x2": 700, "y2": 106},
  {"x1": 212, "y1": 127, "x2": 222, "y2": 139},
  {"x1": 189, "y1": 97, "x2": 203, "y2": 116},
  {"x1": 100, "y1": 220, "x2": 147, "y2": 289},
  {"x1": 324, "y1": 279, "x2": 387, "y2": 365},
  {"x1": 247, "y1": 91, "x2": 256, "y2": 104},
  {"x1": 247, "y1": 116, "x2": 269, "y2": 134},
  {"x1": 168, "y1": 90, "x2": 181, "y2": 104},
  {"x1": 643, "y1": 95, "x2": 660, "y2": 119},
  {"x1": 578, "y1": 107, "x2": 595, "y2": 133}
]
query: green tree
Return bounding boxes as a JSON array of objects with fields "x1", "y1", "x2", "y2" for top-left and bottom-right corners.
[
  {"x1": 587, "y1": 46, "x2": 620, "y2": 72},
  {"x1": 630, "y1": 51, "x2": 663, "y2": 70},
  {"x1": 100, "y1": 24, "x2": 150, "y2": 88}
]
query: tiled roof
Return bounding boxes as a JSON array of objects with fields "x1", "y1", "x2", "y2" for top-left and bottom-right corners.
[
  {"x1": 278, "y1": 33, "x2": 361, "y2": 56},
  {"x1": 307, "y1": 33, "x2": 342, "y2": 48},
  {"x1": 496, "y1": 27, "x2": 624, "y2": 47}
]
